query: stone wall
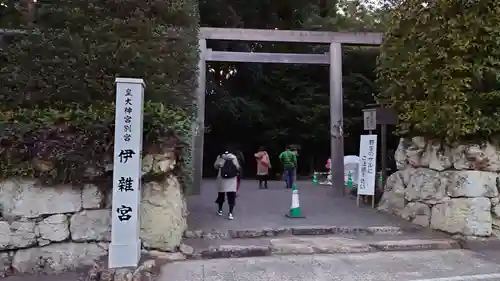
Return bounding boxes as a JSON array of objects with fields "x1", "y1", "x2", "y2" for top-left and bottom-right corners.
[
  {"x1": 378, "y1": 137, "x2": 500, "y2": 237},
  {"x1": 0, "y1": 152, "x2": 187, "y2": 277}
]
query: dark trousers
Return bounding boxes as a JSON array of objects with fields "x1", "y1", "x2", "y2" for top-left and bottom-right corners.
[
  {"x1": 284, "y1": 168, "x2": 295, "y2": 188},
  {"x1": 257, "y1": 174, "x2": 268, "y2": 188},
  {"x1": 216, "y1": 192, "x2": 236, "y2": 213}
]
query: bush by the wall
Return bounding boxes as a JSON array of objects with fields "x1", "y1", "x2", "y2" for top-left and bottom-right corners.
[
  {"x1": 0, "y1": 0, "x2": 200, "y2": 190},
  {"x1": 0, "y1": 102, "x2": 190, "y2": 185},
  {"x1": 377, "y1": 0, "x2": 500, "y2": 142}
]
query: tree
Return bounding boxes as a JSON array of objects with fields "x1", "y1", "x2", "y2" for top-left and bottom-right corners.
[
  {"x1": 199, "y1": 0, "x2": 386, "y2": 175},
  {"x1": 377, "y1": 0, "x2": 500, "y2": 142}
]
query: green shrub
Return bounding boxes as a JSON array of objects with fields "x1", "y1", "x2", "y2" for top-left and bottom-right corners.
[
  {"x1": 0, "y1": 0, "x2": 200, "y2": 190},
  {"x1": 377, "y1": 0, "x2": 500, "y2": 142},
  {"x1": 1, "y1": 0, "x2": 199, "y2": 109},
  {"x1": 0, "y1": 102, "x2": 191, "y2": 185}
]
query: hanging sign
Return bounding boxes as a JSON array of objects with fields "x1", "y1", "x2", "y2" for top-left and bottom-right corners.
[{"x1": 363, "y1": 109, "x2": 377, "y2": 131}]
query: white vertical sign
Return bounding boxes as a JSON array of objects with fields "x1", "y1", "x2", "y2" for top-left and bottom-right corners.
[
  {"x1": 109, "y1": 78, "x2": 145, "y2": 268},
  {"x1": 357, "y1": 135, "x2": 377, "y2": 196}
]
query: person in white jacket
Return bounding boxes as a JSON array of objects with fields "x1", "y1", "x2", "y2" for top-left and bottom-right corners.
[{"x1": 214, "y1": 149, "x2": 240, "y2": 220}]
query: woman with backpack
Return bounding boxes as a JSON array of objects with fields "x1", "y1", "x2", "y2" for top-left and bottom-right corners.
[{"x1": 214, "y1": 149, "x2": 241, "y2": 220}]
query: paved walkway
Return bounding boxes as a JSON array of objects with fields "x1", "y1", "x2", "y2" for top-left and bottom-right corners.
[
  {"x1": 159, "y1": 250, "x2": 500, "y2": 281},
  {"x1": 187, "y1": 180, "x2": 418, "y2": 231}
]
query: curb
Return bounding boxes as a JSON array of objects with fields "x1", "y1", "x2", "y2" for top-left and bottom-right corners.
[
  {"x1": 184, "y1": 225, "x2": 420, "y2": 240},
  {"x1": 453, "y1": 235, "x2": 500, "y2": 251},
  {"x1": 369, "y1": 239, "x2": 461, "y2": 252},
  {"x1": 185, "y1": 239, "x2": 459, "y2": 260},
  {"x1": 198, "y1": 245, "x2": 271, "y2": 259}
]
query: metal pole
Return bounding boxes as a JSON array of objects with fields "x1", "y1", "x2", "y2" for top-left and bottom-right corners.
[
  {"x1": 192, "y1": 39, "x2": 207, "y2": 195},
  {"x1": 329, "y1": 43, "x2": 344, "y2": 195}
]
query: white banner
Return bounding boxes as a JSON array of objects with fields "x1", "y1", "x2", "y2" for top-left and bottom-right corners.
[
  {"x1": 109, "y1": 78, "x2": 145, "y2": 268},
  {"x1": 357, "y1": 135, "x2": 377, "y2": 196}
]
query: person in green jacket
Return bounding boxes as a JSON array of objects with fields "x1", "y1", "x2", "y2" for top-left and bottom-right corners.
[{"x1": 279, "y1": 146, "x2": 297, "y2": 189}]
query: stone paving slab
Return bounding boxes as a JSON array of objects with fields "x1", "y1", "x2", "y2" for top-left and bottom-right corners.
[
  {"x1": 187, "y1": 180, "x2": 427, "y2": 232},
  {"x1": 270, "y1": 237, "x2": 374, "y2": 254},
  {"x1": 184, "y1": 225, "x2": 416, "y2": 240},
  {"x1": 182, "y1": 234, "x2": 460, "y2": 260},
  {"x1": 369, "y1": 239, "x2": 460, "y2": 251}
]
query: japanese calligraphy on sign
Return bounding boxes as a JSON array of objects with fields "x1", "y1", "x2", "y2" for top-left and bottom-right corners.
[
  {"x1": 110, "y1": 78, "x2": 145, "y2": 269},
  {"x1": 363, "y1": 109, "x2": 376, "y2": 131},
  {"x1": 123, "y1": 88, "x2": 133, "y2": 142},
  {"x1": 357, "y1": 135, "x2": 378, "y2": 196},
  {"x1": 118, "y1": 176, "x2": 134, "y2": 192},
  {"x1": 117, "y1": 205, "x2": 133, "y2": 221}
]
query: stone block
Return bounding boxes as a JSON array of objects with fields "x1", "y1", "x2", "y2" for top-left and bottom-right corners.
[
  {"x1": 430, "y1": 198, "x2": 492, "y2": 236},
  {"x1": 377, "y1": 171, "x2": 406, "y2": 215},
  {"x1": 401, "y1": 202, "x2": 431, "y2": 227},
  {"x1": 0, "y1": 252, "x2": 13, "y2": 278},
  {"x1": 394, "y1": 138, "x2": 409, "y2": 170},
  {"x1": 147, "y1": 250, "x2": 186, "y2": 261},
  {"x1": 37, "y1": 214, "x2": 70, "y2": 242},
  {"x1": 446, "y1": 170, "x2": 499, "y2": 198},
  {"x1": 424, "y1": 140, "x2": 453, "y2": 171},
  {"x1": 82, "y1": 184, "x2": 104, "y2": 209},
  {"x1": 201, "y1": 245, "x2": 270, "y2": 259},
  {"x1": 0, "y1": 221, "x2": 37, "y2": 250},
  {"x1": 406, "y1": 137, "x2": 427, "y2": 167},
  {"x1": 0, "y1": 179, "x2": 82, "y2": 218},
  {"x1": 405, "y1": 168, "x2": 446, "y2": 202},
  {"x1": 70, "y1": 210, "x2": 111, "y2": 242},
  {"x1": 12, "y1": 242, "x2": 107, "y2": 274},
  {"x1": 452, "y1": 142, "x2": 500, "y2": 172},
  {"x1": 178, "y1": 243, "x2": 194, "y2": 256},
  {"x1": 369, "y1": 239, "x2": 459, "y2": 251},
  {"x1": 140, "y1": 177, "x2": 187, "y2": 251},
  {"x1": 270, "y1": 237, "x2": 372, "y2": 254}
]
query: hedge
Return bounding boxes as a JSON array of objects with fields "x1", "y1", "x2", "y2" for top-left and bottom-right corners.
[
  {"x1": 0, "y1": 0, "x2": 200, "y2": 189},
  {"x1": 0, "y1": 103, "x2": 191, "y2": 184},
  {"x1": 377, "y1": 0, "x2": 500, "y2": 142}
]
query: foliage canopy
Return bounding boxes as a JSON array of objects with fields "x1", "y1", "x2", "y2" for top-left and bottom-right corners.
[
  {"x1": 377, "y1": 0, "x2": 500, "y2": 142},
  {"x1": 199, "y1": 0, "x2": 387, "y2": 174}
]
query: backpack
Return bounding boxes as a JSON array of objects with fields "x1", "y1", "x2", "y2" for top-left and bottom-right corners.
[{"x1": 220, "y1": 158, "x2": 238, "y2": 178}]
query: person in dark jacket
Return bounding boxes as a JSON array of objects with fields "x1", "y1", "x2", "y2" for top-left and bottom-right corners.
[{"x1": 214, "y1": 149, "x2": 240, "y2": 220}]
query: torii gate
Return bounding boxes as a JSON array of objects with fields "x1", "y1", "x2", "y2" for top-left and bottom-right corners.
[{"x1": 192, "y1": 27, "x2": 383, "y2": 194}]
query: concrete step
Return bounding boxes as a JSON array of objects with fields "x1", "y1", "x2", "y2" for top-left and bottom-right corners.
[
  {"x1": 183, "y1": 224, "x2": 427, "y2": 240},
  {"x1": 181, "y1": 233, "x2": 460, "y2": 260}
]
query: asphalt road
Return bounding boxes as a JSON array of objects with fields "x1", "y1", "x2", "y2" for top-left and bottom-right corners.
[
  {"x1": 159, "y1": 249, "x2": 500, "y2": 281},
  {"x1": 187, "y1": 180, "x2": 419, "y2": 231}
]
